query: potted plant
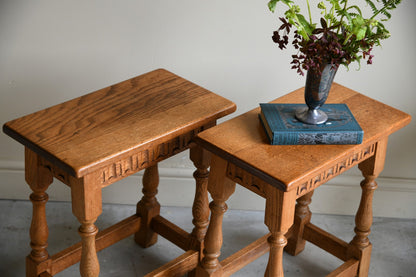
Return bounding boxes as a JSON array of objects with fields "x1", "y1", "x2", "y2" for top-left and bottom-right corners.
[{"x1": 268, "y1": 0, "x2": 402, "y2": 124}]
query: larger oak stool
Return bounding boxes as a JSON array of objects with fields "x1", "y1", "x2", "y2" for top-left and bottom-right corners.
[
  {"x1": 2, "y1": 69, "x2": 236, "y2": 277},
  {"x1": 193, "y1": 84, "x2": 411, "y2": 277}
]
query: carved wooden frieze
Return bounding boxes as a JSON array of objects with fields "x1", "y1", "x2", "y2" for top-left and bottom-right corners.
[
  {"x1": 225, "y1": 142, "x2": 377, "y2": 200},
  {"x1": 39, "y1": 127, "x2": 204, "y2": 188},
  {"x1": 295, "y1": 143, "x2": 377, "y2": 197},
  {"x1": 226, "y1": 163, "x2": 267, "y2": 197},
  {"x1": 99, "y1": 127, "x2": 204, "y2": 187},
  {"x1": 40, "y1": 159, "x2": 71, "y2": 185}
]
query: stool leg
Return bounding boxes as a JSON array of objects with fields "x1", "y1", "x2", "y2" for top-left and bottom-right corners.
[
  {"x1": 24, "y1": 148, "x2": 53, "y2": 277},
  {"x1": 265, "y1": 232, "x2": 287, "y2": 277},
  {"x1": 195, "y1": 155, "x2": 235, "y2": 277},
  {"x1": 71, "y1": 174, "x2": 102, "y2": 277},
  {"x1": 349, "y1": 138, "x2": 388, "y2": 277},
  {"x1": 188, "y1": 146, "x2": 210, "y2": 251},
  {"x1": 264, "y1": 187, "x2": 296, "y2": 277},
  {"x1": 285, "y1": 191, "x2": 314, "y2": 256},
  {"x1": 78, "y1": 220, "x2": 100, "y2": 277},
  {"x1": 135, "y1": 164, "x2": 161, "y2": 248}
]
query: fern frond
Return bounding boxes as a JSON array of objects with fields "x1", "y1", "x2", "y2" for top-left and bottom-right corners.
[
  {"x1": 346, "y1": 5, "x2": 362, "y2": 16},
  {"x1": 371, "y1": 0, "x2": 402, "y2": 20},
  {"x1": 375, "y1": 20, "x2": 387, "y2": 30},
  {"x1": 380, "y1": 10, "x2": 392, "y2": 20},
  {"x1": 347, "y1": 12, "x2": 361, "y2": 18},
  {"x1": 365, "y1": 0, "x2": 378, "y2": 15},
  {"x1": 381, "y1": 0, "x2": 402, "y2": 10},
  {"x1": 336, "y1": 9, "x2": 353, "y2": 26},
  {"x1": 325, "y1": 13, "x2": 340, "y2": 26},
  {"x1": 328, "y1": 0, "x2": 342, "y2": 10}
]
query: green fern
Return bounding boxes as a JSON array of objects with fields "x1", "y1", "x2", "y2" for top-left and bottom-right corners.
[
  {"x1": 268, "y1": 0, "x2": 402, "y2": 74},
  {"x1": 366, "y1": 0, "x2": 402, "y2": 20},
  {"x1": 346, "y1": 5, "x2": 362, "y2": 16},
  {"x1": 365, "y1": 0, "x2": 379, "y2": 15}
]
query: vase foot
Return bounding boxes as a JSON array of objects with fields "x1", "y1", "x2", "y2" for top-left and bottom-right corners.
[{"x1": 295, "y1": 107, "x2": 328, "y2": 125}]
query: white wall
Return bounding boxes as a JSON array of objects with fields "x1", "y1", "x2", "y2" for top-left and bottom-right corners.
[{"x1": 1, "y1": 1, "x2": 415, "y2": 218}]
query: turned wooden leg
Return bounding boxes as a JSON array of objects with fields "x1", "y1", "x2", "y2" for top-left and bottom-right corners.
[
  {"x1": 24, "y1": 148, "x2": 53, "y2": 277},
  {"x1": 285, "y1": 191, "x2": 314, "y2": 256},
  {"x1": 349, "y1": 139, "x2": 388, "y2": 277},
  {"x1": 71, "y1": 174, "x2": 102, "y2": 277},
  {"x1": 349, "y1": 176, "x2": 377, "y2": 277},
  {"x1": 188, "y1": 146, "x2": 210, "y2": 251},
  {"x1": 29, "y1": 192, "x2": 50, "y2": 262},
  {"x1": 196, "y1": 155, "x2": 236, "y2": 277},
  {"x1": 135, "y1": 164, "x2": 161, "y2": 248},
  {"x1": 78, "y1": 220, "x2": 100, "y2": 277},
  {"x1": 266, "y1": 232, "x2": 287, "y2": 277},
  {"x1": 198, "y1": 200, "x2": 228, "y2": 276},
  {"x1": 264, "y1": 187, "x2": 296, "y2": 277}
]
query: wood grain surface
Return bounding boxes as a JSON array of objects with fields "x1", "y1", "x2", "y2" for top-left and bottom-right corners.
[
  {"x1": 3, "y1": 69, "x2": 236, "y2": 177},
  {"x1": 195, "y1": 83, "x2": 411, "y2": 191}
]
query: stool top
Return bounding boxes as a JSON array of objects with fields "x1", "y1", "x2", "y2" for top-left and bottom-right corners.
[
  {"x1": 195, "y1": 83, "x2": 411, "y2": 192},
  {"x1": 3, "y1": 69, "x2": 236, "y2": 178}
]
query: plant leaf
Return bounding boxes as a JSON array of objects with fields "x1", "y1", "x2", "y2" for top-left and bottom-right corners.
[
  {"x1": 268, "y1": 0, "x2": 294, "y2": 12},
  {"x1": 297, "y1": 14, "x2": 314, "y2": 35},
  {"x1": 356, "y1": 27, "x2": 367, "y2": 40},
  {"x1": 268, "y1": 0, "x2": 279, "y2": 12},
  {"x1": 346, "y1": 5, "x2": 362, "y2": 16}
]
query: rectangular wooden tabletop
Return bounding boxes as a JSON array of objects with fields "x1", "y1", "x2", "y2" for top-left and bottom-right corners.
[
  {"x1": 3, "y1": 69, "x2": 236, "y2": 178},
  {"x1": 195, "y1": 83, "x2": 411, "y2": 192}
]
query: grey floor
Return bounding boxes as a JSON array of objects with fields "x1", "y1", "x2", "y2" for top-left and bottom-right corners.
[{"x1": 0, "y1": 200, "x2": 415, "y2": 277}]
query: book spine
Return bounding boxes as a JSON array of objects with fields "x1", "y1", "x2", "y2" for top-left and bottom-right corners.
[
  {"x1": 273, "y1": 132, "x2": 299, "y2": 145},
  {"x1": 258, "y1": 113, "x2": 274, "y2": 143},
  {"x1": 272, "y1": 131, "x2": 363, "y2": 145}
]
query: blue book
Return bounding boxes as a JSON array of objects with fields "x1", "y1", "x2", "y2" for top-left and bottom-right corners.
[{"x1": 259, "y1": 103, "x2": 363, "y2": 145}]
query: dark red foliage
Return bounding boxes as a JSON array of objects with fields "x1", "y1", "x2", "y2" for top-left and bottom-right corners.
[{"x1": 272, "y1": 18, "x2": 375, "y2": 75}]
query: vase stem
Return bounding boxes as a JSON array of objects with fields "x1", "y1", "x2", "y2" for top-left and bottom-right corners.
[
  {"x1": 295, "y1": 107, "x2": 328, "y2": 125},
  {"x1": 295, "y1": 64, "x2": 338, "y2": 125}
]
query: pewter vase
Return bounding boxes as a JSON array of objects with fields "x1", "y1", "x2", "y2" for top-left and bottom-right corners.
[{"x1": 295, "y1": 64, "x2": 338, "y2": 125}]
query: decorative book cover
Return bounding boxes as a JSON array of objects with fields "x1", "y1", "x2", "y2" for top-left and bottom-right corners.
[{"x1": 259, "y1": 103, "x2": 363, "y2": 145}]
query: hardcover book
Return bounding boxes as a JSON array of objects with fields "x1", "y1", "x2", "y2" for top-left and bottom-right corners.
[{"x1": 259, "y1": 103, "x2": 363, "y2": 145}]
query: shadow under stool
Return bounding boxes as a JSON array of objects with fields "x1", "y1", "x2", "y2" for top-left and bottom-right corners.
[
  {"x1": 2, "y1": 69, "x2": 236, "y2": 277},
  {"x1": 193, "y1": 83, "x2": 411, "y2": 277}
]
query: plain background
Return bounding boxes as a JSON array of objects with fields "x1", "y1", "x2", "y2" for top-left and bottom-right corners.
[{"x1": 1, "y1": 1, "x2": 415, "y2": 218}]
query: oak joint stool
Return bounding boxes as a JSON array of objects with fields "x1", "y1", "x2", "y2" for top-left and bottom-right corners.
[
  {"x1": 194, "y1": 83, "x2": 410, "y2": 277},
  {"x1": 3, "y1": 69, "x2": 236, "y2": 277}
]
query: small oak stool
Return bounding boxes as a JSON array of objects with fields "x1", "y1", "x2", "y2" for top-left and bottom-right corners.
[
  {"x1": 3, "y1": 69, "x2": 236, "y2": 277},
  {"x1": 194, "y1": 84, "x2": 411, "y2": 277}
]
